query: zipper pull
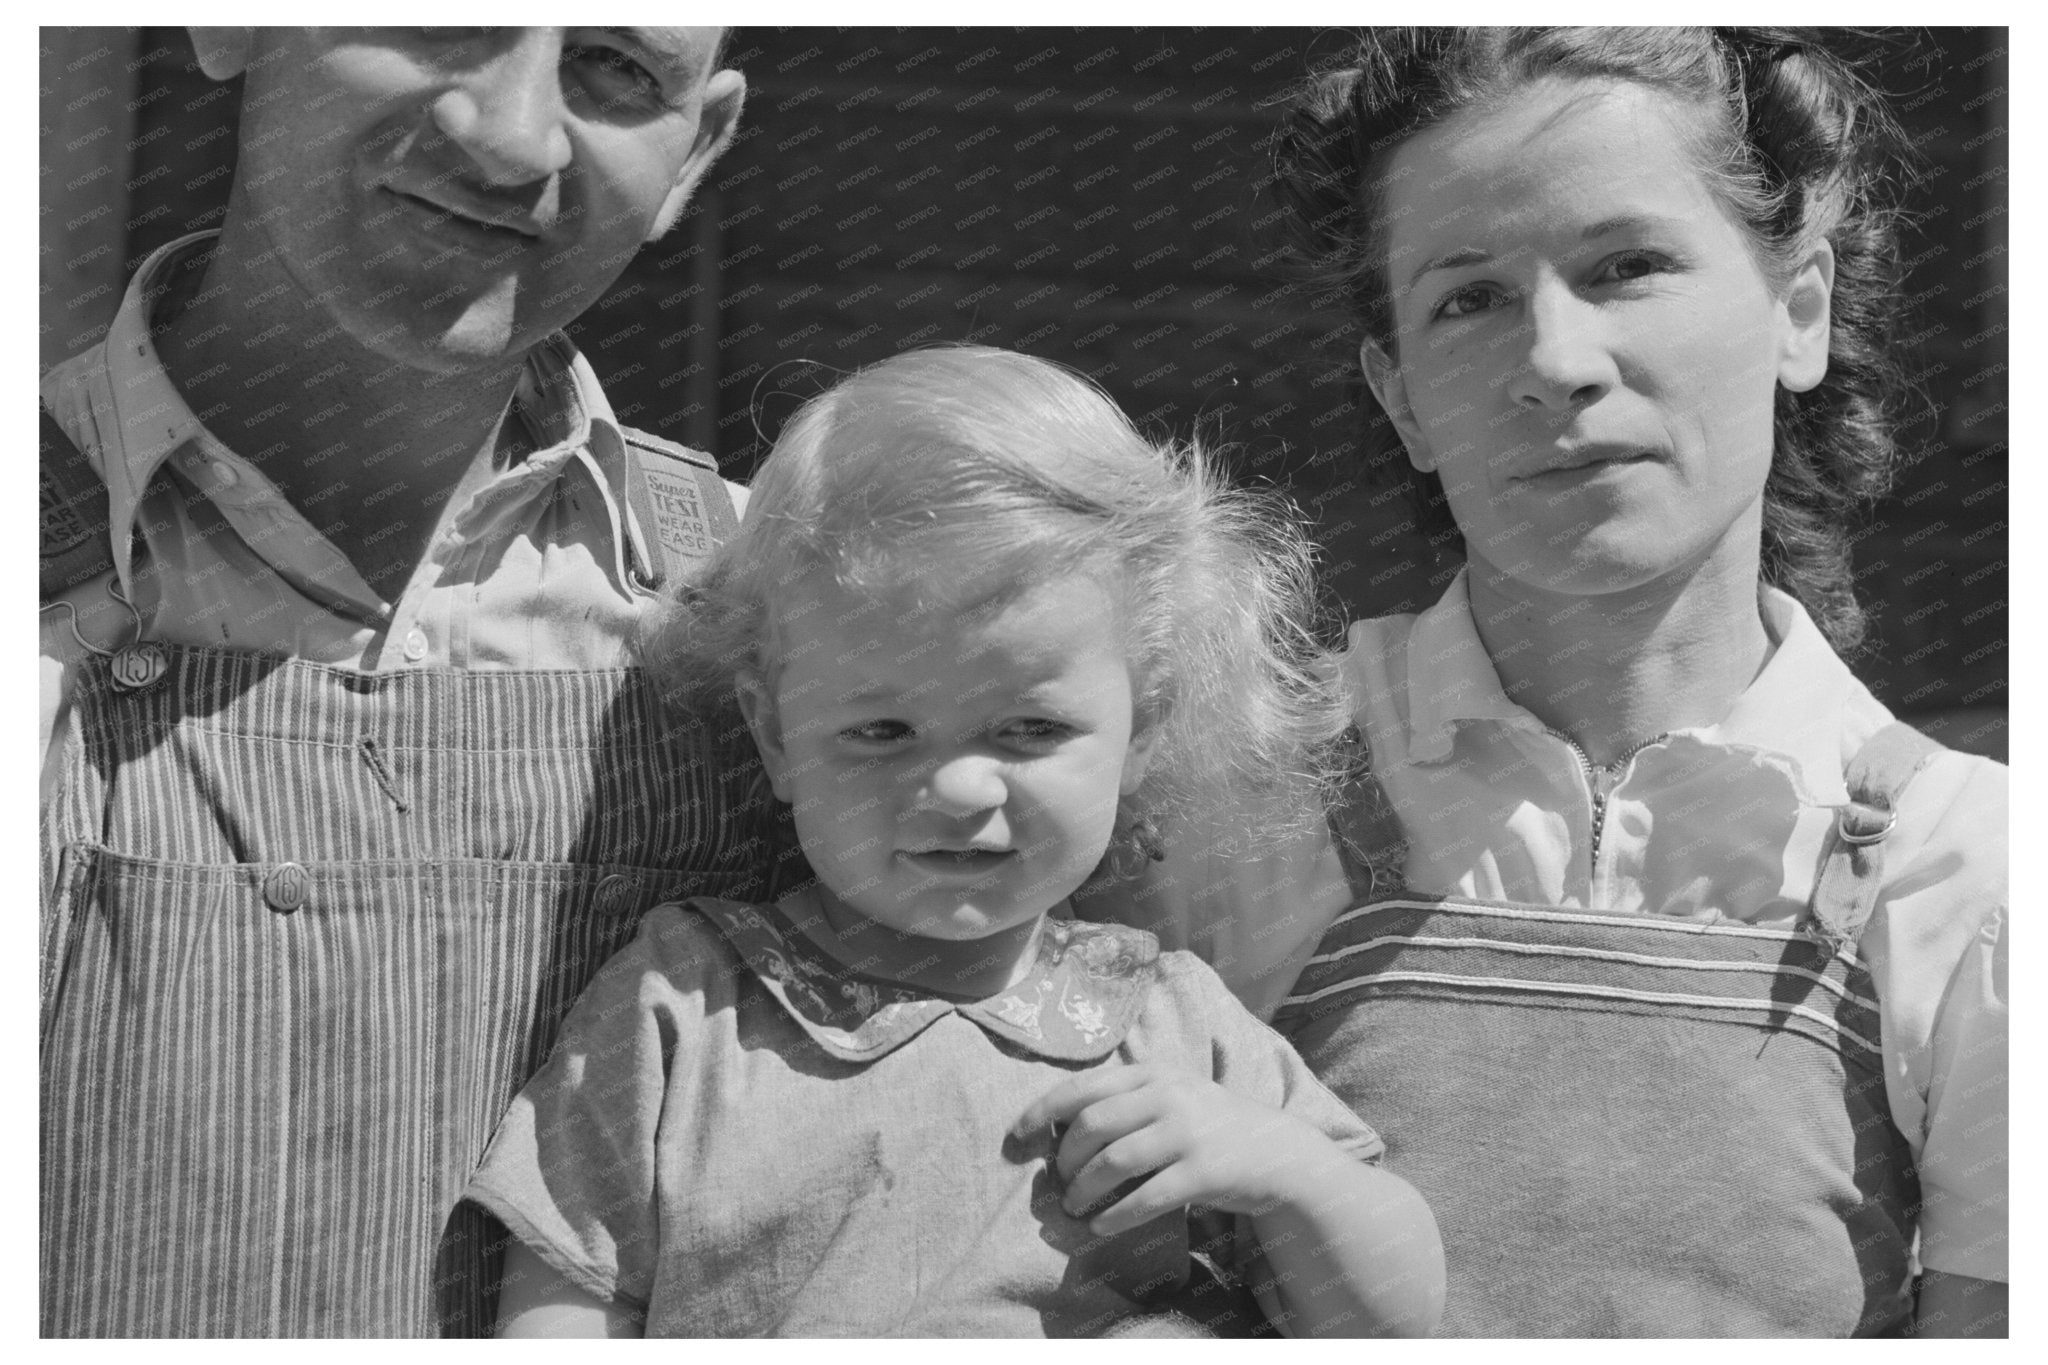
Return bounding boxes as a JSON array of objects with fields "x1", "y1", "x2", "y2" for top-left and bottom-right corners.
[{"x1": 1589, "y1": 762, "x2": 1619, "y2": 808}]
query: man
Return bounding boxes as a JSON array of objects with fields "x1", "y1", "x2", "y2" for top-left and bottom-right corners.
[{"x1": 40, "y1": 28, "x2": 751, "y2": 1336}]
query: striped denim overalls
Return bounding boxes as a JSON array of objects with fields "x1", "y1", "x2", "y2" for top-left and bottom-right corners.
[
  {"x1": 1277, "y1": 723, "x2": 1938, "y2": 1337},
  {"x1": 41, "y1": 648, "x2": 765, "y2": 1336}
]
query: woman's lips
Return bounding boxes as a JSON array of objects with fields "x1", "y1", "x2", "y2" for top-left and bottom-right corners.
[{"x1": 1519, "y1": 449, "x2": 1657, "y2": 479}]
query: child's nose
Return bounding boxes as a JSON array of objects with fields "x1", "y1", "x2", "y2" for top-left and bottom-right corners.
[{"x1": 915, "y1": 753, "x2": 1007, "y2": 816}]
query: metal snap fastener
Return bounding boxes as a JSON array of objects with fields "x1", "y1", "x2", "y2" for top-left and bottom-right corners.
[
  {"x1": 264, "y1": 862, "x2": 310, "y2": 914},
  {"x1": 401, "y1": 627, "x2": 429, "y2": 662},
  {"x1": 109, "y1": 642, "x2": 169, "y2": 692}
]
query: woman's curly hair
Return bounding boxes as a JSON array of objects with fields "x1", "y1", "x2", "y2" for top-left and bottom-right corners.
[
  {"x1": 1266, "y1": 26, "x2": 1916, "y2": 652},
  {"x1": 643, "y1": 345, "x2": 1349, "y2": 868}
]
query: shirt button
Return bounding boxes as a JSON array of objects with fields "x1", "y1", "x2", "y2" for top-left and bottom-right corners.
[
  {"x1": 263, "y1": 862, "x2": 309, "y2": 915},
  {"x1": 210, "y1": 458, "x2": 239, "y2": 489},
  {"x1": 401, "y1": 627, "x2": 429, "y2": 662}
]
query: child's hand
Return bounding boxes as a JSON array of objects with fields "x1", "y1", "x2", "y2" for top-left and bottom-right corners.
[{"x1": 1014, "y1": 1065, "x2": 1331, "y2": 1237}]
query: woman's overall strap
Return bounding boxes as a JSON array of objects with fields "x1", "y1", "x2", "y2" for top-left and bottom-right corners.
[
  {"x1": 1325, "y1": 725, "x2": 1406, "y2": 902},
  {"x1": 1806, "y1": 720, "x2": 1947, "y2": 952}
]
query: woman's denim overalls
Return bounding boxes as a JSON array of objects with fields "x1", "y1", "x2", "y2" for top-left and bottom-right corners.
[{"x1": 1278, "y1": 723, "x2": 1939, "y2": 1337}]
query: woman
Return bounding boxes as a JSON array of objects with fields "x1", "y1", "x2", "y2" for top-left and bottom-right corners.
[{"x1": 1110, "y1": 27, "x2": 2006, "y2": 1338}]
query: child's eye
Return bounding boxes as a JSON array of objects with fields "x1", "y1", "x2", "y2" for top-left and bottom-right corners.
[
  {"x1": 1431, "y1": 282, "x2": 1505, "y2": 321},
  {"x1": 839, "y1": 720, "x2": 913, "y2": 745},
  {"x1": 1001, "y1": 718, "x2": 1075, "y2": 751}
]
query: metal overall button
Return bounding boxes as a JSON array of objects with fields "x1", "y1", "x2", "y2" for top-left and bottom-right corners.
[
  {"x1": 108, "y1": 642, "x2": 169, "y2": 692},
  {"x1": 263, "y1": 862, "x2": 310, "y2": 915},
  {"x1": 593, "y1": 873, "x2": 637, "y2": 914},
  {"x1": 1835, "y1": 802, "x2": 1897, "y2": 846}
]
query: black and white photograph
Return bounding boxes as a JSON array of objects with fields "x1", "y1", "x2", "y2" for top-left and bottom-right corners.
[{"x1": 36, "y1": 22, "x2": 2010, "y2": 1339}]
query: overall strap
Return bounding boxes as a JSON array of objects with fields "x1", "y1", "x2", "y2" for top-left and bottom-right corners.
[
  {"x1": 39, "y1": 404, "x2": 114, "y2": 599},
  {"x1": 619, "y1": 425, "x2": 740, "y2": 588},
  {"x1": 1325, "y1": 725, "x2": 1408, "y2": 901},
  {"x1": 1805, "y1": 720, "x2": 1946, "y2": 951}
]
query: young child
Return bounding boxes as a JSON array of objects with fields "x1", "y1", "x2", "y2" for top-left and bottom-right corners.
[{"x1": 461, "y1": 346, "x2": 1445, "y2": 1338}]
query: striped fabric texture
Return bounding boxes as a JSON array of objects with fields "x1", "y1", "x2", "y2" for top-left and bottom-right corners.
[
  {"x1": 1282, "y1": 897, "x2": 1888, "y2": 1058},
  {"x1": 1277, "y1": 894, "x2": 1919, "y2": 1336},
  {"x1": 41, "y1": 647, "x2": 766, "y2": 1336},
  {"x1": 1273, "y1": 730, "x2": 1936, "y2": 1337}
]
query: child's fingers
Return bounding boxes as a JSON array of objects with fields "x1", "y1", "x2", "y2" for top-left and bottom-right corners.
[
  {"x1": 1062, "y1": 1126, "x2": 1174, "y2": 1215},
  {"x1": 1086, "y1": 1163, "x2": 1201, "y2": 1238},
  {"x1": 1051, "y1": 1088, "x2": 1166, "y2": 1182},
  {"x1": 1012, "y1": 1065, "x2": 1155, "y2": 1138}
]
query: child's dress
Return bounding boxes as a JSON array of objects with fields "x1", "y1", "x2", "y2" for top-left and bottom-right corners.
[{"x1": 463, "y1": 892, "x2": 1382, "y2": 1337}]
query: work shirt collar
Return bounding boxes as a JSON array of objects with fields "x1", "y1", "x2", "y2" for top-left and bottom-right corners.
[{"x1": 95, "y1": 231, "x2": 642, "y2": 611}]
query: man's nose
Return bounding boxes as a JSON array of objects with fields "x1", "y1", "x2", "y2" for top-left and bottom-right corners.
[
  {"x1": 429, "y1": 28, "x2": 573, "y2": 187},
  {"x1": 1507, "y1": 281, "x2": 1619, "y2": 412}
]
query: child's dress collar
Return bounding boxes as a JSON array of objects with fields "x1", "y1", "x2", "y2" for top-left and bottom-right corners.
[{"x1": 689, "y1": 894, "x2": 1159, "y2": 1064}]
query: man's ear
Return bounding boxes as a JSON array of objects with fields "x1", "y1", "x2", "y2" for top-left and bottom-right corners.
[
  {"x1": 649, "y1": 68, "x2": 747, "y2": 240},
  {"x1": 1778, "y1": 239, "x2": 1835, "y2": 395},
  {"x1": 735, "y1": 668, "x2": 791, "y2": 801},
  {"x1": 187, "y1": 27, "x2": 255, "y2": 81},
  {"x1": 1360, "y1": 339, "x2": 1433, "y2": 473}
]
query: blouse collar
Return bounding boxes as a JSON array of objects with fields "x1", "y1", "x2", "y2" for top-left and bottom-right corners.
[
  {"x1": 692, "y1": 893, "x2": 1159, "y2": 1064},
  {"x1": 1388, "y1": 568, "x2": 1869, "y2": 802}
]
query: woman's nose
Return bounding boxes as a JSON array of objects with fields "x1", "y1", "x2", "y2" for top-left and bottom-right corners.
[
  {"x1": 429, "y1": 28, "x2": 574, "y2": 187},
  {"x1": 1508, "y1": 283, "x2": 1618, "y2": 411},
  {"x1": 914, "y1": 753, "x2": 1008, "y2": 817}
]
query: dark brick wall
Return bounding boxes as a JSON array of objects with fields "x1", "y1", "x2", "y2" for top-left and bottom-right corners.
[{"x1": 55, "y1": 26, "x2": 2007, "y2": 753}]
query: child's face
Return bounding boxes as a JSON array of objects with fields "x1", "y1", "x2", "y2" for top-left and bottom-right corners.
[{"x1": 741, "y1": 570, "x2": 1154, "y2": 949}]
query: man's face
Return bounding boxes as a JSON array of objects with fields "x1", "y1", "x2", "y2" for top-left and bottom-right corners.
[{"x1": 228, "y1": 28, "x2": 739, "y2": 372}]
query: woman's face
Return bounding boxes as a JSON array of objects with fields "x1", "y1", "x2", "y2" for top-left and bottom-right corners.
[{"x1": 1366, "y1": 78, "x2": 1832, "y2": 600}]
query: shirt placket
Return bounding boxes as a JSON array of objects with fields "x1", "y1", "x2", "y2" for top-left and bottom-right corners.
[{"x1": 386, "y1": 449, "x2": 583, "y2": 671}]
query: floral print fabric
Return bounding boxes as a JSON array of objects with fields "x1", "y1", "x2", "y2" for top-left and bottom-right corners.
[{"x1": 697, "y1": 893, "x2": 1154, "y2": 1062}]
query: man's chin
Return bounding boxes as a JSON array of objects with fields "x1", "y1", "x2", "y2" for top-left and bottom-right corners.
[{"x1": 351, "y1": 289, "x2": 549, "y2": 374}]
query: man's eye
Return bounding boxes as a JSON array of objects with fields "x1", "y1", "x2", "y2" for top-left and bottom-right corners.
[{"x1": 565, "y1": 45, "x2": 665, "y2": 110}]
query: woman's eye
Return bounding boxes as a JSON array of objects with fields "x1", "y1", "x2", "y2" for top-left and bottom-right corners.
[
  {"x1": 840, "y1": 720, "x2": 912, "y2": 745},
  {"x1": 1432, "y1": 283, "x2": 1503, "y2": 321},
  {"x1": 1598, "y1": 251, "x2": 1668, "y2": 285}
]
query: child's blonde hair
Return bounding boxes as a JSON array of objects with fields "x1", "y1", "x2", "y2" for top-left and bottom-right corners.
[{"x1": 646, "y1": 345, "x2": 1345, "y2": 854}]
